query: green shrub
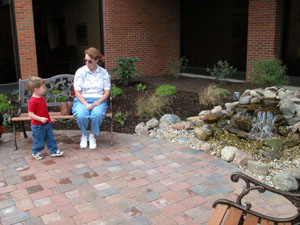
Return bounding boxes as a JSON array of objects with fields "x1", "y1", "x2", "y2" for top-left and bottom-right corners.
[
  {"x1": 249, "y1": 58, "x2": 288, "y2": 87},
  {"x1": 136, "y1": 83, "x2": 146, "y2": 91},
  {"x1": 56, "y1": 96, "x2": 67, "y2": 102},
  {"x1": 0, "y1": 94, "x2": 11, "y2": 112},
  {"x1": 136, "y1": 93, "x2": 172, "y2": 118},
  {"x1": 113, "y1": 111, "x2": 128, "y2": 126},
  {"x1": 111, "y1": 86, "x2": 123, "y2": 98},
  {"x1": 110, "y1": 57, "x2": 142, "y2": 86},
  {"x1": 165, "y1": 56, "x2": 189, "y2": 77},
  {"x1": 207, "y1": 60, "x2": 237, "y2": 83},
  {"x1": 199, "y1": 84, "x2": 231, "y2": 106},
  {"x1": 155, "y1": 84, "x2": 176, "y2": 96}
]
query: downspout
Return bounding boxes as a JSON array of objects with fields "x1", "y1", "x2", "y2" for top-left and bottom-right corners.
[
  {"x1": 9, "y1": 0, "x2": 21, "y2": 80},
  {"x1": 99, "y1": 0, "x2": 105, "y2": 68}
]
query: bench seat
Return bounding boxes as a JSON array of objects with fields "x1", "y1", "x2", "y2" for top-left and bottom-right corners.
[{"x1": 207, "y1": 172, "x2": 300, "y2": 225}]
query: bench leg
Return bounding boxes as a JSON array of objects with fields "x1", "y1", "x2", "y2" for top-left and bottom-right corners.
[
  {"x1": 110, "y1": 118, "x2": 113, "y2": 146},
  {"x1": 13, "y1": 122, "x2": 18, "y2": 150},
  {"x1": 22, "y1": 121, "x2": 28, "y2": 138}
]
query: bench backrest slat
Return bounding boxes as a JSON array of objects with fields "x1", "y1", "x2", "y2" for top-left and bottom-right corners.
[{"x1": 19, "y1": 74, "x2": 75, "y2": 108}]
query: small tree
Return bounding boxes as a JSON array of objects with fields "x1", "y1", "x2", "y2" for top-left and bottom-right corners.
[
  {"x1": 248, "y1": 58, "x2": 288, "y2": 87},
  {"x1": 110, "y1": 57, "x2": 142, "y2": 86},
  {"x1": 207, "y1": 60, "x2": 237, "y2": 84}
]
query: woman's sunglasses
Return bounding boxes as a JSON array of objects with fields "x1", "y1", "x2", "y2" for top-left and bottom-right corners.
[{"x1": 83, "y1": 59, "x2": 93, "y2": 64}]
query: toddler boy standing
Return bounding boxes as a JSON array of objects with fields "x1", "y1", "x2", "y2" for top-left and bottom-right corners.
[{"x1": 27, "y1": 77, "x2": 64, "y2": 160}]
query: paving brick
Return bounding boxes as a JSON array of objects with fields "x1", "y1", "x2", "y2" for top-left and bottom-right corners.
[
  {"x1": 6, "y1": 176, "x2": 23, "y2": 185},
  {"x1": 70, "y1": 176, "x2": 88, "y2": 185},
  {"x1": 56, "y1": 202, "x2": 78, "y2": 218},
  {"x1": 53, "y1": 184, "x2": 76, "y2": 194},
  {"x1": 75, "y1": 202, "x2": 94, "y2": 213},
  {"x1": 26, "y1": 185, "x2": 44, "y2": 194},
  {"x1": 2, "y1": 212, "x2": 30, "y2": 225},
  {"x1": 0, "y1": 205, "x2": 18, "y2": 217},
  {"x1": 72, "y1": 210, "x2": 101, "y2": 224},
  {"x1": 0, "y1": 199, "x2": 15, "y2": 210},
  {"x1": 29, "y1": 204, "x2": 56, "y2": 218},
  {"x1": 34, "y1": 197, "x2": 51, "y2": 207},
  {"x1": 72, "y1": 168, "x2": 93, "y2": 176},
  {"x1": 161, "y1": 202, "x2": 187, "y2": 216},
  {"x1": 49, "y1": 194, "x2": 69, "y2": 206},
  {"x1": 16, "y1": 198, "x2": 34, "y2": 211},
  {"x1": 30, "y1": 189, "x2": 54, "y2": 200},
  {"x1": 41, "y1": 212, "x2": 61, "y2": 224},
  {"x1": 23, "y1": 217, "x2": 45, "y2": 225}
]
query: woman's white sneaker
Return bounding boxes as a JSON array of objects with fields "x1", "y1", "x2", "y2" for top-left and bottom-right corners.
[
  {"x1": 89, "y1": 136, "x2": 97, "y2": 149},
  {"x1": 80, "y1": 136, "x2": 88, "y2": 148}
]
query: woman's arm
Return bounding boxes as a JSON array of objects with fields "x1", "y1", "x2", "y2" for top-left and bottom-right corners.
[
  {"x1": 92, "y1": 90, "x2": 110, "y2": 107},
  {"x1": 74, "y1": 90, "x2": 93, "y2": 110}
]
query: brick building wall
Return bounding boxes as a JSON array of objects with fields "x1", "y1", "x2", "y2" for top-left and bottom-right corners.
[
  {"x1": 246, "y1": 0, "x2": 284, "y2": 79},
  {"x1": 14, "y1": 0, "x2": 38, "y2": 79},
  {"x1": 102, "y1": 0, "x2": 180, "y2": 77}
]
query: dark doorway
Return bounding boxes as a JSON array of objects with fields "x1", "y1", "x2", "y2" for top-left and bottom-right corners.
[
  {"x1": 282, "y1": 0, "x2": 300, "y2": 80},
  {"x1": 0, "y1": 1, "x2": 17, "y2": 84},
  {"x1": 180, "y1": 0, "x2": 248, "y2": 80},
  {"x1": 32, "y1": 0, "x2": 102, "y2": 78}
]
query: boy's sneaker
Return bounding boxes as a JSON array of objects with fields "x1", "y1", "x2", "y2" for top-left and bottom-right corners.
[
  {"x1": 89, "y1": 136, "x2": 97, "y2": 149},
  {"x1": 80, "y1": 136, "x2": 88, "y2": 148},
  {"x1": 51, "y1": 149, "x2": 64, "y2": 157},
  {"x1": 32, "y1": 152, "x2": 44, "y2": 160}
]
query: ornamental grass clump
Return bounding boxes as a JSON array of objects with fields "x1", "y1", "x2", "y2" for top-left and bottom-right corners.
[
  {"x1": 199, "y1": 84, "x2": 231, "y2": 106},
  {"x1": 136, "y1": 93, "x2": 172, "y2": 118}
]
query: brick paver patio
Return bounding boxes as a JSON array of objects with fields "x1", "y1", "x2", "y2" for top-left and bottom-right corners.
[{"x1": 0, "y1": 130, "x2": 297, "y2": 225}]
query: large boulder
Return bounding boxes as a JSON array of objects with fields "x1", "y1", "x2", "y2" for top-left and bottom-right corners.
[{"x1": 273, "y1": 173, "x2": 299, "y2": 191}]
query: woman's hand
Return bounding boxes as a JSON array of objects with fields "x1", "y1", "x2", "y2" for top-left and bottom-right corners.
[
  {"x1": 85, "y1": 103, "x2": 93, "y2": 110},
  {"x1": 92, "y1": 100, "x2": 101, "y2": 107}
]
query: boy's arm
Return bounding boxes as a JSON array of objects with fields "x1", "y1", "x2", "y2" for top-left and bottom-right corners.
[
  {"x1": 28, "y1": 112, "x2": 48, "y2": 123},
  {"x1": 50, "y1": 116, "x2": 56, "y2": 123}
]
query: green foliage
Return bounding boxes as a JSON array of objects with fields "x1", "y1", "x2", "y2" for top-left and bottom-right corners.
[
  {"x1": 155, "y1": 84, "x2": 176, "y2": 97},
  {"x1": 166, "y1": 56, "x2": 189, "y2": 77},
  {"x1": 207, "y1": 60, "x2": 237, "y2": 83},
  {"x1": 0, "y1": 94, "x2": 11, "y2": 112},
  {"x1": 248, "y1": 58, "x2": 288, "y2": 87},
  {"x1": 113, "y1": 111, "x2": 128, "y2": 126},
  {"x1": 136, "y1": 93, "x2": 172, "y2": 118},
  {"x1": 111, "y1": 86, "x2": 123, "y2": 98},
  {"x1": 199, "y1": 84, "x2": 231, "y2": 106},
  {"x1": 136, "y1": 83, "x2": 146, "y2": 91},
  {"x1": 56, "y1": 96, "x2": 67, "y2": 102},
  {"x1": 52, "y1": 89, "x2": 59, "y2": 95},
  {"x1": 110, "y1": 57, "x2": 142, "y2": 86}
]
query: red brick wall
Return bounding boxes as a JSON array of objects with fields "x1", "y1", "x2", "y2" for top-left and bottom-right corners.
[
  {"x1": 246, "y1": 0, "x2": 283, "y2": 79},
  {"x1": 102, "y1": 0, "x2": 180, "y2": 77},
  {"x1": 14, "y1": 0, "x2": 38, "y2": 79}
]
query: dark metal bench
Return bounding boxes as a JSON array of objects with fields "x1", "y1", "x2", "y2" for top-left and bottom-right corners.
[
  {"x1": 9, "y1": 74, "x2": 113, "y2": 150},
  {"x1": 207, "y1": 172, "x2": 300, "y2": 225}
]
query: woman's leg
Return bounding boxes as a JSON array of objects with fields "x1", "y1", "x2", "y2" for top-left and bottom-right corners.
[
  {"x1": 72, "y1": 98, "x2": 90, "y2": 137},
  {"x1": 90, "y1": 100, "x2": 108, "y2": 136}
]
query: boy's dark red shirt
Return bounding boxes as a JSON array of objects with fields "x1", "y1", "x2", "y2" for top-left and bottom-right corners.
[{"x1": 28, "y1": 96, "x2": 51, "y2": 125}]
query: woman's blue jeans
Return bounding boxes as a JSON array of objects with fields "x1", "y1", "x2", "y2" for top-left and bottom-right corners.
[
  {"x1": 31, "y1": 123, "x2": 58, "y2": 154},
  {"x1": 72, "y1": 97, "x2": 108, "y2": 136}
]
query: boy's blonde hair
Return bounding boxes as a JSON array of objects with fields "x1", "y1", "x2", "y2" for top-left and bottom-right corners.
[{"x1": 27, "y1": 77, "x2": 45, "y2": 93}]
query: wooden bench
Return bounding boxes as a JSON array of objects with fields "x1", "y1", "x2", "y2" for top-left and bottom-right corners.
[
  {"x1": 9, "y1": 74, "x2": 113, "y2": 150},
  {"x1": 207, "y1": 172, "x2": 300, "y2": 225}
]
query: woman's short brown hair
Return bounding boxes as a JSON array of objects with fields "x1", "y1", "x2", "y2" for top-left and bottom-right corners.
[
  {"x1": 84, "y1": 47, "x2": 104, "y2": 63},
  {"x1": 27, "y1": 76, "x2": 45, "y2": 93}
]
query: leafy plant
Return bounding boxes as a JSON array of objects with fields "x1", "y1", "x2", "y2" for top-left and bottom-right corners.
[
  {"x1": 56, "y1": 96, "x2": 67, "y2": 102},
  {"x1": 136, "y1": 93, "x2": 172, "y2": 118},
  {"x1": 110, "y1": 57, "x2": 142, "y2": 86},
  {"x1": 248, "y1": 58, "x2": 288, "y2": 87},
  {"x1": 207, "y1": 60, "x2": 237, "y2": 83},
  {"x1": 199, "y1": 84, "x2": 231, "y2": 106},
  {"x1": 0, "y1": 94, "x2": 11, "y2": 112},
  {"x1": 113, "y1": 111, "x2": 128, "y2": 126},
  {"x1": 155, "y1": 84, "x2": 176, "y2": 97},
  {"x1": 136, "y1": 83, "x2": 146, "y2": 91},
  {"x1": 165, "y1": 56, "x2": 189, "y2": 77},
  {"x1": 111, "y1": 86, "x2": 123, "y2": 98}
]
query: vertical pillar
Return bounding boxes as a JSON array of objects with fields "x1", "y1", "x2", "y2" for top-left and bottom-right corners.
[
  {"x1": 246, "y1": 0, "x2": 283, "y2": 80},
  {"x1": 14, "y1": 0, "x2": 38, "y2": 79}
]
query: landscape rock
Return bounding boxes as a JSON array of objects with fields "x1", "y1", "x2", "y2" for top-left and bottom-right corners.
[
  {"x1": 247, "y1": 160, "x2": 269, "y2": 176},
  {"x1": 145, "y1": 119, "x2": 159, "y2": 129},
  {"x1": 233, "y1": 151, "x2": 254, "y2": 167},
  {"x1": 221, "y1": 146, "x2": 238, "y2": 162},
  {"x1": 135, "y1": 122, "x2": 148, "y2": 136},
  {"x1": 272, "y1": 173, "x2": 299, "y2": 191},
  {"x1": 159, "y1": 114, "x2": 181, "y2": 125}
]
